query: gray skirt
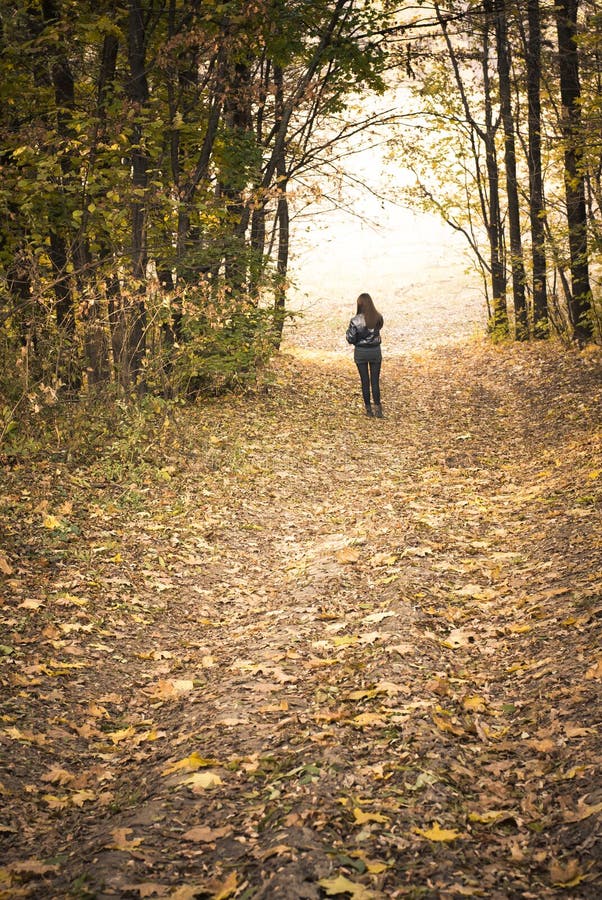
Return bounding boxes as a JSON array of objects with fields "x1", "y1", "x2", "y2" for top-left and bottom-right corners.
[{"x1": 354, "y1": 345, "x2": 382, "y2": 363}]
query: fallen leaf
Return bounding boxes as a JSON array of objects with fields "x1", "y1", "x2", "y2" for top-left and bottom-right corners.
[
  {"x1": 41, "y1": 766, "x2": 74, "y2": 785},
  {"x1": 550, "y1": 858, "x2": 584, "y2": 887},
  {"x1": 43, "y1": 514, "x2": 63, "y2": 530},
  {"x1": 352, "y1": 712, "x2": 386, "y2": 728},
  {"x1": 107, "y1": 827, "x2": 144, "y2": 851},
  {"x1": 212, "y1": 871, "x2": 238, "y2": 900},
  {"x1": 462, "y1": 695, "x2": 488, "y2": 712},
  {"x1": 7, "y1": 859, "x2": 59, "y2": 875},
  {"x1": 369, "y1": 553, "x2": 398, "y2": 567},
  {"x1": 585, "y1": 657, "x2": 602, "y2": 679},
  {"x1": 107, "y1": 726, "x2": 136, "y2": 744},
  {"x1": 182, "y1": 826, "x2": 232, "y2": 843},
  {"x1": 130, "y1": 884, "x2": 170, "y2": 898},
  {"x1": 147, "y1": 679, "x2": 194, "y2": 700},
  {"x1": 181, "y1": 771, "x2": 223, "y2": 791},
  {"x1": 42, "y1": 794, "x2": 70, "y2": 810},
  {"x1": 162, "y1": 752, "x2": 220, "y2": 776},
  {"x1": 335, "y1": 547, "x2": 361, "y2": 564},
  {"x1": 353, "y1": 807, "x2": 389, "y2": 825},
  {"x1": 0, "y1": 556, "x2": 13, "y2": 575},
  {"x1": 318, "y1": 874, "x2": 374, "y2": 898},
  {"x1": 528, "y1": 738, "x2": 556, "y2": 753},
  {"x1": 563, "y1": 798, "x2": 602, "y2": 822},
  {"x1": 413, "y1": 822, "x2": 462, "y2": 842}
]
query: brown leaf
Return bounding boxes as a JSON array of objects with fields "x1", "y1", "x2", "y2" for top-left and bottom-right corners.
[
  {"x1": 182, "y1": 825, "x2": 232, "y2": 843},
  {"x1": 107, "y1": 827, "x2": 144, "y2": 851}
]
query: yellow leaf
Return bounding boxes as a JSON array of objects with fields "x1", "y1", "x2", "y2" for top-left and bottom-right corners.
[
  {"x1": 107, "y1": 726, "x2": 136, "y2": 744},
  {"x1": 353, "y1": 807, "x2": 389, "y2": 825},
  {"x1": 170, "y1": 886, "x2": 206, "y2": 899},
  {"x1": 147, "y1": 678, "x2": 194, "y2": 700},
  {"x1": 0, "y1": 555, "x2": 14, "y2": 575},
  {"x1": 318, "y1": 875, "x2": 374, "y2": 898},
  {"x1": 369, "y1": 553, "x2": 398, "y2": 567},
  {"x1": 431, "y1": 713, "x2": 465, "y2": 736},
  {"x1": 162, "y1": 752, "x2": 220, "y2": 776},
  {"x1": 462, "y1": 695, "x2": 487, "y2": 712},
  {"x1": 182, "y1": 771, "x2": 222, "y2": 791},
  {"x1": 43, "y1": 514, "x2": 63, "y2": 530},
  {"x1": 347, "y1": 689, "x2": 378, "y2": 701},
  {"x1": 468, "y1": 809, "x2": 518, "y2": 826},
  {"x1": 42, "y1": 794, "x2": 70, "y2": 810},
  {"x1": 352, "y1": 712, "x2": 386, "y2": 728},
  {"x1": 414, "y1": 822, "x2": 462, "y2": 842},
  {"x1": 335, "y1": 547, "x2": 361, "y2": 564},
  {"x1": 333, "y1": 635, "x2": 358, "y2": 647},
  {"x1": 212, "y1": 871, "x2": 238, "y2": 900},
  {"x1": 365, "y1": 860, "x2": 389, "y2": 874}
]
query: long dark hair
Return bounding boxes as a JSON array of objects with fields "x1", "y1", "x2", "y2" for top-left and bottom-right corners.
[{"x1": 357, "y1": 292, "x2": 382, "y2": 330}]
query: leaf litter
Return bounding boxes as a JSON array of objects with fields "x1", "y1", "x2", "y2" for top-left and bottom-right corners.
[{"x1": 0, "y1": 341, "x2": 601, "y2": 898}]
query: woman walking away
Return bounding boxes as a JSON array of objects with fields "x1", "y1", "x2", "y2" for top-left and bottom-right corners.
[{"x1": 346, "y1": 292, "x2": 384, "y2": 418}]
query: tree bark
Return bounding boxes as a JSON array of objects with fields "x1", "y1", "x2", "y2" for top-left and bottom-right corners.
[
  {"x1": 494, "y1": 0, "x2": 528, "y2": 339},
  {"x1": 555, "y1": 0, "x2": 593, "y2": 341},
  {"x1": 525, "y1": 0, "x2": 548, "y2": 337},
  {"x1": 124, "y1": 0, "x2": 149, "y2": 389},
  {"x1": 273, "y1": 65, "x2": 289, "y2": 345}
]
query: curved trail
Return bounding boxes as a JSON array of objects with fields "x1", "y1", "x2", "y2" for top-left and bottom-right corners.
[{"x1": 1, "y1": 343, "x2": 601, "y2": 898}]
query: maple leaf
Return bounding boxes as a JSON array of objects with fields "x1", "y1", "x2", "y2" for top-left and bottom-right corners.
[
  {"x1": 107, "y1": 726, "x2": 137, "y2": 744},
  {"x1": 585, "y1": 656, "x2": 602, "y2": 679},
  {"x1": 147, "y1": 678, "x2": 194, "y2": 700},
  {"x1": 181, "y1": 771, "x2": 223, "y2": 791},
  {"x1": 413, "y1": 822, "x2": 462, "y2": 842},
  {"x1": 41, "y1": 766, "x2": 74, "y2": 785},
  {"x1": 318, "y1": 874, "x2": 374, "y2": 898},
  {"x1": 161, "y1": 752, "x2": 220, "y2": 776},
  {"x1": 335, "y1": 547, "x2": 361, "y2": 564},
  {"x1": 550, "y1": 858, "x2": 584, "y2": 887},
  {"x1": 353, "y1": 807, "x2": 389, "y2": 825},
  {"x1": 7, "y1": 859, "x2": 59, "y2": 876},
  {"x1": 107, "y1": 827, "x2": 144, "y2": 851},
  {"x1": 352, "y1": 712, "x2": 387, "y2": 728},
  {"x1": 182, "y1": 825, "x2": 232, "y2": 843},
  {"x1": 212, "y1": 871, "x2": 238, "y2": 899}
]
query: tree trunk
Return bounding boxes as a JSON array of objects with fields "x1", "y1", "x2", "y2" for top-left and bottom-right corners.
[
  {"x1": 555, "y1": 0, "x2": 593, "y2": 342},
  {"x1": 125, "y1": 0, "x2": 149, "y2": 389},
  {"x1": 273, "y1": 65, "x2": 289, "y2": 345},
  {"x1": 525, "y1": 0, "x2": 548, "y2": 337},
  {"x1": 494, "y1": 0, "x2": 528, "y2": 339},
  {"x1": 437, "y1": 2, "x2": 507, "y2": 335}
]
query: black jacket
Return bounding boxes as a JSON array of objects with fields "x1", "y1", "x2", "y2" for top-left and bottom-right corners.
[{"x1": 346, "y1": 313, "x2": 383, "y2": 347}]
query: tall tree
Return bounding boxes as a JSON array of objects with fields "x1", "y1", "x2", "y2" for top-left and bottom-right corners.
[
  {"x1": 555, "y1": 0, "x2": 594, "y2": 341},
  {"x1": 494, "y1": 0, "x2": 528, "y2": 339},
  {"x1": 523, "y1": 0, "x2": 548, "y2": 336}
]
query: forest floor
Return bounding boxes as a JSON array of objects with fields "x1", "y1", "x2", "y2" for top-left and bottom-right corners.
[{"x1": 1, "y1": 339, "x2": 601, "y2": 899}]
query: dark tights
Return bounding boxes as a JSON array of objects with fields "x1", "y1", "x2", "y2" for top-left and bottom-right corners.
[{"x1": 355, "y1": 359, "x2": 381, "y2": 406}]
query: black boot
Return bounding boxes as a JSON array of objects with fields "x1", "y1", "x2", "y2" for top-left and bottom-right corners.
[
  {"x1": 374, "y1": 404, "x2": 383, "y2": 418},
  {"x1": 365, "y1": 403, "x2": 374, "y2": 417}
]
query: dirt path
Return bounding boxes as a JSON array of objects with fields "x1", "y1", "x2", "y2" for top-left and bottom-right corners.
[{"x1": 1, "y1": 341, "x2": 601, "y2": 899}]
